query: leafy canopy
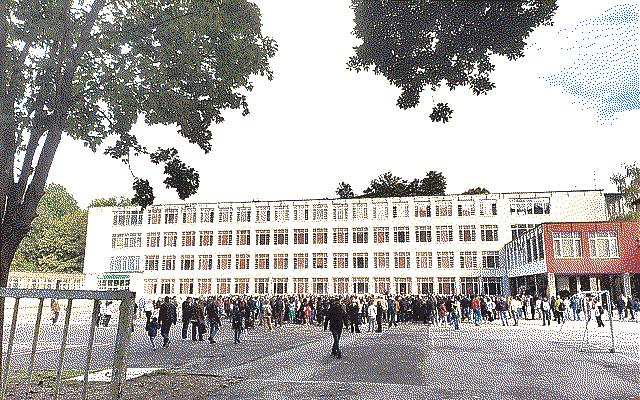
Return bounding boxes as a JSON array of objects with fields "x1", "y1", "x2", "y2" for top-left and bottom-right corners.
[
  {"x1": 611, "y1": 163, "x2": 640, "y2": 221},
  {"x1": 360, "y1": 171, "x2": 447, "y2": 198},
  {"x1": 462, "y1": 187, "x2": 490, "y2": 195},
  {"x1": 336, "y1": 182, "x2": 355, "y2": 199},
  {"x1": 348, "y1": 1, "x2": 558, "y2": 122}
]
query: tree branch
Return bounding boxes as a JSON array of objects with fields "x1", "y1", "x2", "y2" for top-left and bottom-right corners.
[
  {"x1": 0, "y1": 1, "x2": 9, "y2": 86},
  {"x1": 6, "y1": 38, "x2": 34, "y2": 105}
]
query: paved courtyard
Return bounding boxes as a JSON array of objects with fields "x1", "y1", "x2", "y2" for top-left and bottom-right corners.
[{"x1": 3, "y1": 314, "x2": 640, "y2": 399}]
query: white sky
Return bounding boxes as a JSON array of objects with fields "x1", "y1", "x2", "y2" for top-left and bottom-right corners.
[{"x1": 49, "y1": 0, "x2": 640, "y2": 207}]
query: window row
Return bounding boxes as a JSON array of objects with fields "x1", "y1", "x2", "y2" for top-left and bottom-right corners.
[
  {"x1": 137, "y1": 225, "x2": 500, "y2": 248},
  {"x1": 552, "y1": 231, "x2": 619, "y2": 259}
]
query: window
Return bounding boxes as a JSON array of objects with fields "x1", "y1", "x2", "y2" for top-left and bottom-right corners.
[
  {"x1": 393, "y1": 226, "x2": 410, "y2": 243},
  {"x1": 392, "y1": 203, "x2": 409, "y2": 218},
  {"x1": 374, "y1": 227, "x2": 389, "y2": 243},
  {"x1": 553, "y1": 232, "x2": 583, "y2": 258},
  {"x1": 160, "y1": 279, "x2": 175, "y2": 295},
  {"x1": 255, "y1": 278, "x2": 269, "y2": 295},
  {"x1": 479, "y1": 199, "x2": 497, "y2": 216},
  {"x1": 415, "y1": 226, "x2": 432, "y2": 243},
  {"x1": 147, "y1": 208, "x2": 161, "y2": 224},
  {"x1": 274, "y1": 253, "x2": 288, "y2": 269},
  {"x1": 237, "y1": 230, "x2": 250, "y2": 246},
  {"x1": 199, "y1": 255, "x2": 213, "y2": 270},
  {"x1": 480, "y1": 225, "x2": 498, "y2": 242},
  {"x1": 182, "y1": 207, "x2": 196, "y2": 223},
  {"x1": 353, "y1": 227, "x2": 368, "y2": 244},
  {"x1": 162, "y1": 255, "x2": 176, "y2": 270},
  {"x1": 458, "y1": 225, "x2": 476, "y2": 242},
  {"x1": 163, "y1": 232, "x2": 177, "y2": 247},
  {"x1": 435, "y1": 201, "x2": 452, "y2": 217},
  {"x1": 255, "y1": 230, "x2": 270, "y2": 246},
  {"x1": 293, "y1": 205, "x2": 308, "y2": 221},
  {"x1": 416, "y1": 252, "x2": 432, "y2": 268},
  {"x1": 438, "y1": 277, "x2": 456, "y2": 296},
  {"x1": 313, "y1": 204, "x2": 328, "y2": 221},
  {"x1": 482, "y1": 251, "x2": 500, "y2": 269},
  {"x1": 417, "y1": 277, "x2": 434, "y2": 295},
  {"x1": 293, "y1": 253, "x2": 309, "y2": 269},
  {"x1": 179, "y1": 279, "x2": 194, "y2": 295},
  {"x1": 98, "y1": 278, "x2": 130, "y2": 291},
  {"x1": 373, "y1": 203, "x2": 388, "y2": 219},
  {"x1": 145, "y1": 255, "x2": 159, "y2": 271},
  {"x1": 200, "y1": 208, "x2": 215, "y2": 223},
  {"x1": 312, "y1": 253, "x2": 327, "y2": 268},
  {"x1": 313, "y1": 228, "x2": 327, "y2": 245},
  {"x1": 146, "y1": 232, "x2": 160, "y2": 247},
  {"x1": 273, "y1": 278, "x2": 288, "y2": 295},
  {"x1": 435, "y1": 226, "x2": 453, "y2": 243},
  {"x1": 274, "y1": 229, "x2": 289, "y2": 245},
  {"x1": 218, "y1": 207, "x2": 232, "y2": 222},
  {"x1": 112, "y1": 210, "x2": 143, "y2": 226},
  {"x1": 394, "y1": 252, "x2": 410, "y2": 268},
  {"x1": 589, "y1": 232, "x2": 619, "y2": 258},
  {"x1": 333, "y1": 228, "x2": 348, "y2": 244},
  {"x1": 460, "y1": 251, "x2": 478, "y2": 269},
  {"x1": 374, "y1": 252, "x2": 389, "y2": 268},
  {"x1": 395, "y1": 277, "x2": 411, "y2": 295},
  {"x1": 218, "y1": 230, "x2": 232, "y2": 246},
  {"x1": 374, "y1": 278, "x2": 391, "y2": 295},
  {"x1": 352, "y1": 203, "x2": 368, "y2": 220},
  {"x1": 352, "y1": 277, "x2": 369, "y2": 294},
  {"x1": 353, "y1": 253, "x2": 368, "y2": 268},
  {"x1": 312, "y1": 278, "x2": 328, "y2": 295},
  {"x1": 415, "y1": 202, "x2": 431, "y2": 218},
  {"x1": 509, "y1": 198, "x2": 550, "y2": 215},
  {"x1": 461, "y1": 277, "x2": 480, "y2": 296},
  {"x1": 216, "y1": 278, "x2": 231, "y2": 295},
  {"x1": 255, "y1": 253, "x2": 270, "y2": 269},
  {"x1": 235, "y1": 278, "x2": 249, "y2": 295},
  {"x1": 437, "y1": 251, "x2": 454, "y2": 268},
  {"x1": 483, "y1": 277, "x2": 502, "y2": 296},
  {"x1": 181, "y1": 255, "x2": 195, "y2": 270},
  {"x1": 182, "y1": 231, "x2": 196, "y2": 247},
  {"x1": 236, "y1": 254, "x2": 250, "y2": 270},
  {"x1": 164, "y1": 208, "x2": 178, "y2": 224},
  {"x1": 256, "y1": 206, "x2": 270, "y2": 222},
  {"x1": 457, "y1": 201, "x2": 475, "y2": 216},
  {"x1": 333, "y1": 253, "x2": 348, "y2": 268},
  {"x1": 198, "y1": 279, "x2": 212, "y2": 295},
  {"x1": 275, "y1": 205, "x2": 289, "y2": 221},
  {"x1": 112, "y1": 233, "x2": 142, "y2": 249},
  {"x1": 217, "y1": 254, "x2": 231, "y2": 270},
  {"x1": 236, "y1": 207, "x2": 251, "y2": 222},
  {"x1": 334, "y1": 277, "x2": 349, "y2": 295},
  {"x1": 333, "y1": 204, "x2": 348, "y2": 220},
  {"x1": 144, "y1": 279, "x2": 158, "y2": 295},
  {"x1": 293, "y1": 229, "x2": 308, "y2": 245},
  {"x1": 200, "y1": 231, "x2": 213, "y2": 246},
  {"x1": 511, "y1": 224, "x2": 535, "y2": 240}
]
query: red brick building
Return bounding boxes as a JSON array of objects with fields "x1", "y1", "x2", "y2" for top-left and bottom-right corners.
[{"x1": 501, "y1": 221, "x2": 640, "y2": 299}]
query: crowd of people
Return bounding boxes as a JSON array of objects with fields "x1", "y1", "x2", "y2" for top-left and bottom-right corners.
[{"x1": 134, "y1": 292, "x2": 640, "y2": 354}]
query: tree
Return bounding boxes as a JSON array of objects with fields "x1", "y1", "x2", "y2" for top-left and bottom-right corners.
[
  {"x1": 611, "y1": 163, "x2": 640, "y2": 221},
  {"x1": 12, "y1": 184, "x2": 86, "y2": 273},
  {"x1": 363, "y1": 172, "x2": 408, "y2": 198},
  {"x1": 462, "y1": 187, "x2": 490, "y2": 195},
  {"x1": 348, "y1": 1, "x2": 557, "y2": 122},
  {"x1": 410, "y1": 171, "x2": 447, "y2": 196},
  {"x1": 0, "y1": 0, "x2": 276, "y2": 371},
  {"x1": 336, "y1": 182, "x2": 355, "y2": 199},
  {"x1": 89, "y1": 197, "x2": 132, "y2": 208}
]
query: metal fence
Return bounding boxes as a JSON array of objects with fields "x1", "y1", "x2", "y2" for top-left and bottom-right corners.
[{"x1": 0, "y1": 288, "x2": 135, "y2": 400}]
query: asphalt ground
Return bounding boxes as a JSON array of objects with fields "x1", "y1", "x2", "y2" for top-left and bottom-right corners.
[{"x1": 2, "y1": 315, "x2": 640, "y2": 399}]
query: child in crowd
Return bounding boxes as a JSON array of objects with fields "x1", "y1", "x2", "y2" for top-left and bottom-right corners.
[{"x1": 146, "y1": 316, "x2": 159, "y2": 351}]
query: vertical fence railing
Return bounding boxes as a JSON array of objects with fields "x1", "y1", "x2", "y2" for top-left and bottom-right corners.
[{"x1": 0, "y1": 288, "x2": 135, "y2": 400}]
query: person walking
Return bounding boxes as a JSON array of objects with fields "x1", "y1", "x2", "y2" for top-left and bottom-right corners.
[
  {"x1": 192, "y1": 299, "x2": 206, "y2": 341},
  {"x1": 367, "y1": 301, "x2": 377, "y2": 333},
  {"x1": 541, "y1": 297, "x2": 551, "y2": 326},
  {"x1": 348, "y1": 299, "x2": 361, "y2": 333},
  {"x1": 51, "y1": 299, "x2": 60, "y2": 325},
  {"x1": 144, "y1": 298, "x2": 154, "y2": 325},
  {"x1": 471, "y1": 295, "x2": 482, "y2": 326},
  {"x1": 181, "y1": 297, "x2": 193, "y2": 340},
  {"x1": 206, "y1": 297, "x2": 221, "y2": 343},
  {"x1": 146, "y1": 316, "x2": 159, "y2": 351},
  {"x1": 376, "y1": 300, "x2": 384, "y2": 333},
  {"x1": 158, "y1": 296, "x2": 177, "y2": 348},
  {"x1": 324, "y1": 299, "x2": 348, "y2": 359},
  {"x1": 263, "y1": 301, "x2": 273, "y2": 332},
  {"x1": 232, "y1": 302, "x2": 245, "y2": 344}
]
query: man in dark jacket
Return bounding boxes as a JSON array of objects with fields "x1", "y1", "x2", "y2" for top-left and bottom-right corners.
[
  {"x1": 191, "y1": 299, "x2": 206, "y2": 341},
  {"x1": 232, "y1": 301, "x2": 245, "y2": 344},
  {"x1": 347, "y1": 299, "x2": 361, "y2": 333},
  {"x1": 158, "y1": 296, "x2": 177, "y2": 348},
  {"x1": 206, "y1": 297, "x2": 221, "y2": 343},
  {"x1": 324, "y1": 299, "x2": 348, "y2": 358},
  {"x1": 181, "y1": 297, "x2": 193, "y2": 339}
]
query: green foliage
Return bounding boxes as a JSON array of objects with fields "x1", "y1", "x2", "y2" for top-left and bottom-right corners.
[
  {"x1": 462, "y1": 187, "x2": 490, "y2": 195},
  {"x1": 348, "y1": 0, "x2": 558, "y2": 122},
  {"x1": 89, "y1": 196, "x2": 132, "y2": 208},
  {"x1": 336, "y1": 182, "x2": 355, "y2": 199},
  {"x1": 360, "y1": 171, "x2": 446, "y2": 198},
  {"x1": 611, "y1": 163, "x2": 640, "y2": 221},
  {"x1": 12, "y1": 184, "x2": 87, "y2": 273}
]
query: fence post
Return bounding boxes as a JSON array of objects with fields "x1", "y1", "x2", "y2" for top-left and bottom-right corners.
[
  {"x1": 110, "y1": 293, "x2": 134, "y2": 399},
  {"x1": 0, "y1": 298, "x2": 20, "y2": 400}
]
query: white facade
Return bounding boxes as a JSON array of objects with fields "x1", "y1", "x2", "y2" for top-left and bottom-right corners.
[{"x1": 83, "y1": 190, "x2": 608, "y2": 298}]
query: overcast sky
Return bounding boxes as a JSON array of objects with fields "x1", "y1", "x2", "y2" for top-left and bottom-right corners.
[{"x1": 48, "y1": 0, "x2": 640, "y2": 207}]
